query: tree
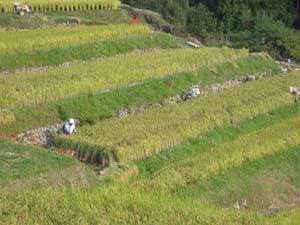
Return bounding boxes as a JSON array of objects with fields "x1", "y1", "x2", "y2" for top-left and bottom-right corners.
[
  {"x1": 158, "y1": 0, "x2": 189, "y2": 26},
  {"x1": 186, "y1": 3, "x2": 218, "y2": 40}
]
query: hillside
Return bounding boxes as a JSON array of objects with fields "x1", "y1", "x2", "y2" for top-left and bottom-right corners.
[
  {"x1": 124, "y1": 0, "x2": 300, "y2": 62},
  {"x1": 1, "y1": 1, "x2": 300, "y2": 224}
]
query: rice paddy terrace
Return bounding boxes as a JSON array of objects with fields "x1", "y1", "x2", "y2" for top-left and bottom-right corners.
[{"x1": 1, "y1": 4, "x2": 300, "y2": 225}]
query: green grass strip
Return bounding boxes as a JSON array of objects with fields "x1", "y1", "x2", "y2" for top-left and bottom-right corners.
[
  {"x1": 0, "y1": 140, "x2": 75, "y2": 184},
  {"x1": 0, "y1": 33, "x2": 179, "y2": 72},
  {"x1": 0, "y1": 54, "x2": 279, "y2": 137}
]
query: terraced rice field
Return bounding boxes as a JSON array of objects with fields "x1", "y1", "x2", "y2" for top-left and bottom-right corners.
[
  {"x1": 0, "y1": 0, "x2": 120, "y2": 13},
  {"x1": 0, "y1": 32, "x2": 179, "y2": 72},
  {"x1": 0, "y1": 24, "x2": 151, "y2": 52},
  {"x1": 0, "y1": 53, "x2": 279, "y2": 138},
  {"x1": 56, "y1": 72, "x2": 300, "y2": 163},
  {"x1": 2, "y1": 11, "x2": 300, "y2": 224},
  {"x1": 0, "y1": 47, "x2": 248, "y2": 109}
]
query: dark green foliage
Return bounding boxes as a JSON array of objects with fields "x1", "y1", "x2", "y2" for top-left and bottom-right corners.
[
  {"x1": 124, "y1": 0, "x2": 298, "y2": 30},
  {"x1": 189, "y1": 0, "x2": 297, "y2": 29},
  {"x1": 215, "y1": 0, "x2": 249, "y2": 32},
  {"x1": 123, "y1": 0, "x2": 189, "y2": 26},
  {"x1": 187, "y1": 4, "x2": 218, "y2": 40},
  {"x1": 228, "y1": 19, "x2": 300, "y2": 62},
  {"x1": 123, "y1": 0, "x2": 300, "y2": 61}
]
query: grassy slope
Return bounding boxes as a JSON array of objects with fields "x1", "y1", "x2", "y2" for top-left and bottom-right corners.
[
  {"x1": 0, "y1": 54, "x2": 279, "y2": 137},
  {"x1": 0, "y1": 32, "x2": 179, "y2": 72},
  {"x1": 0, "y1": 141, "x2": 74, "y2": 184},
  {"x1": 63, "y1": 72, "x2": 300, "y2": 163},
  {"x1": 0, "y1": 141, "x2": 100, "y2": 193},
  {"x1": 2, "y1": 106, "x2": 300, "y2": 224}
]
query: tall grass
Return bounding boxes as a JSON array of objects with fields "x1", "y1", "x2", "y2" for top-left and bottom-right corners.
[
  {"x1": 0, "y1": 24, "x2": 151, "y2": 53},
  {"x1": 61, "y1": 72, "x2": 300, "y2": 163},
  {"x1": 0, "y1": 0, "x2": 121, "y2": 13},
  {"x1": 0, "y1": 47, "x2": 248, "y2": 110}
]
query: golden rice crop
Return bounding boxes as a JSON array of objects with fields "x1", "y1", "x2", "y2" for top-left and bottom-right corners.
[
  {"x1": 0, "y1": 24, "x2": 152, "y2": 52},
  {"x1": 2, "y1": 179, "x2": 293, "y2": 225},
  {"x1": 67, "y1": 72, "x2": 300, "y2": 163},
  {"x1": 0, "y1": 0, "x2": 121, "y2": 13},
  {"x1": 0, "y1": 47, "x2": 248, "y2": 109}
]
